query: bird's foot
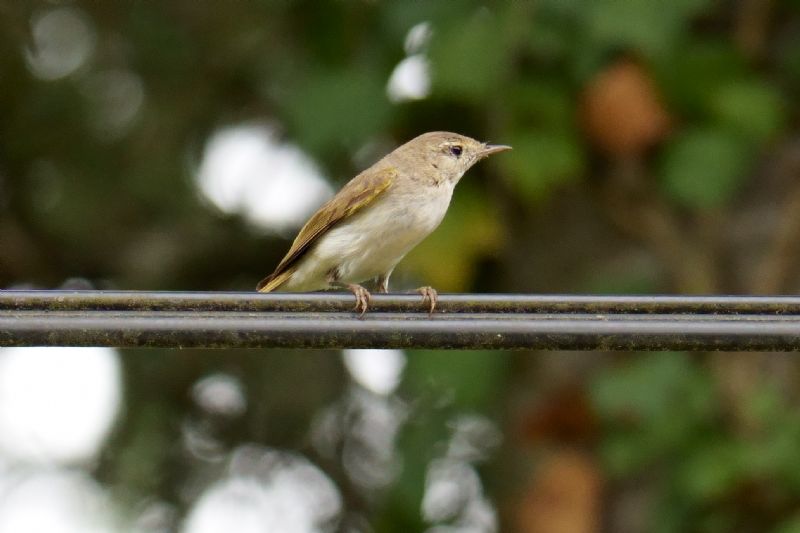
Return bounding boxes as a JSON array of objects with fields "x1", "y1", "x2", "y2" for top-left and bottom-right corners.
[
  {"x1": 415, "y1": 286, "x2": 438, "y2": 315},
  {"x1": 348, "y1": 284, "x2": 371, "y2": 316}
]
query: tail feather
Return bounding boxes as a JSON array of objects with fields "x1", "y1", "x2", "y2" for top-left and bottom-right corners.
[{"x1": 256, "y1": 268, "x2": 294, "y2": 292}]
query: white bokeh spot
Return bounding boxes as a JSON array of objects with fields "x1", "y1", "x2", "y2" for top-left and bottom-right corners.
[
  {"x1": 81, "y1": 69, "x2": 146, "y2": 140},
  {"x1": 387, "y1": 54, "x2": 431, "y2": 103},
  {"x1": 192, "y1": 373, "x2": 247, "y2": 417},
  {"x1": 25, "y1": 7, "x2": 96, "y2": 80},
  {"x1": 183, "y1": 446, "x2": 341, "y2": 533},
  {"x1": 0, "y1": 347, "x2": 122, "y2": 465},
  {"x1": 342, "y1": 349, "x2": 406, "y2": 395},
  {"x1": 196, "y1": 124, "x2": 333, "y2": 232},
  {"x1": 404, "y1": 21, "x2": 433, "y2": 55},
  {"x1": 0, "y1": 469, "x2": 114, "y2": 533}
]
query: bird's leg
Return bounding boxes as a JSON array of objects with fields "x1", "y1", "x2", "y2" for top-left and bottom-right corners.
[
  {"x1": 414, "y1": 286, "x2": 438, "y2": 315},
  {"x1": 331, "y1": 282, "x2": 371, "y2": 316},
  {"x1": 376, "y1": 269, "x2": 393, "y2": 293}
]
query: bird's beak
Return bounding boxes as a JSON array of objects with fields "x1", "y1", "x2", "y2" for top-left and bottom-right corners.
[{"x1": 479, "y1": 143, "x2": 512, "y2": 158}]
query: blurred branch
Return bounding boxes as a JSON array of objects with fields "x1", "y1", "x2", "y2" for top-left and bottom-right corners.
[
  {"x1": 0, "y1": 214, "x2": 55, "y2": 284},
  {"x1": 752, "y1": 145, "x2": 800, "y2": 293},
  {"x1": 735, "y1": 0, "x2": 774, "y2": 60},
  {"x1": 0, "y1": 2, "x2": 34, "y2": 51},
  {"x1": 597, "y1": 157, "x2": 718, "y2": 293}
]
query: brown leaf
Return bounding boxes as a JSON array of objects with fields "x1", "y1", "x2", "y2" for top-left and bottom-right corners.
[
  {"x1": 518, "y1": 384, "x2": 598, "y2": 445},
  {"x1": 516, "y1": 451, "x2": 603, "y2": 533},
  {"x1": 580, "y1": 59, "x2": 672, "y2": 157}
]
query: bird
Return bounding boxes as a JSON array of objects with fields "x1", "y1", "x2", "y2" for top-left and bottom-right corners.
[{"x1": 256, "y1": 131, "x2": 511, "y2": 314}]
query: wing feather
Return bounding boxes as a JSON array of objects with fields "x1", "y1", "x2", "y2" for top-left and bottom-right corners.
[{"x1": 257, "y1": 166, "x2": 396, "y2": 292}]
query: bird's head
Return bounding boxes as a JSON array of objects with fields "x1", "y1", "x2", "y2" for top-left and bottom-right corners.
[{"x1": 398, "y1": 131, "x2": 511, "y2": 185}]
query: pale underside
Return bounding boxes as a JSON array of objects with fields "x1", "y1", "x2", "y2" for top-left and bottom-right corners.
[{"x1": 280, "y1": 177, "x2": 454, "y2": 291}]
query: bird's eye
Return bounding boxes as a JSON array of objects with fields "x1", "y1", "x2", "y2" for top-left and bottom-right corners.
[{"x1": 449, "y1": 145, "x2": 463, "y2": 157}]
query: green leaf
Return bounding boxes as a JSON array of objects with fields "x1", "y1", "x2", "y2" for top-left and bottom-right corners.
[
  {"x1": 710, "y1": 80, "x2": 785, "y2": 142},
  {"x1": 591, "y1": 352, "x2": 715, "y2": 476},
  {"x1": 654, "y1": 39, "x2": 747, "y2": 117},
  {"x1": 676, "y1": 441, "x2": 744, "y2": 501},
  {"x1": 509, "y1": 82, "x2": 574, "y2": 130},
  {"x1": 658, "y1": 128, "x2": 753, "y2": 209},
  {"x1": 583, "y1": 0, "x2": 711, "y2": 58},
  {"x1": 403, "y1": 350, "x2": 509, "y2": 411},
  {"x1": 381, "y1": 0, "x2": 474, "y2": 39},
  {"x1": 775, "y1": 517, "x2": 800, "y2": 533},
  {"x1": 285, "y1": 69, "x2": 392, "y2": 155},
  {"x1": 579, "y1": 259, "x2": 660, "y2": 294},
  {"x1": 429, "y1": 13, "x2": 510, "y2": 100},
  {"x1": 527, "y1": 0, "x2": 585, "y2": 63},
  {"x1": 592, "y1": 352, "x2": 712, "y2": 422},
  {"x1": 500, "y1": 131, "x2": 584, "y2": 202}
]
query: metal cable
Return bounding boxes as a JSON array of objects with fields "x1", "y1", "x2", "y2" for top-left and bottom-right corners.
[{"x1": 2, "y1": 291, "x2": 799, "y2": 350}]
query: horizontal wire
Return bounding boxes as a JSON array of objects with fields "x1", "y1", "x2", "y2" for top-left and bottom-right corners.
[
  {"x1": 1, "y1": 291, "x2": 799, "y2": 350},
  {"x1": 3, "y1": 290, "x2": 800, "y2": 314}
]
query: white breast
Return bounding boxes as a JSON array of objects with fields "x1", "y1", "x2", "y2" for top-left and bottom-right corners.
[{"x1": 284, "y1": 181, "x2": 454, "y2": 291}]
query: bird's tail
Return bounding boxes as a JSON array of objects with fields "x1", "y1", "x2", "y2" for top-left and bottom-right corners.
[{"x1": 256, "y1": 268, "x2": 294, "y2": 292}]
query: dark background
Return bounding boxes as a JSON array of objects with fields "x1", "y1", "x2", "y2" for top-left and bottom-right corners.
[{"x1": 2, "y1": 1, "x2": 800, "y2": 531}]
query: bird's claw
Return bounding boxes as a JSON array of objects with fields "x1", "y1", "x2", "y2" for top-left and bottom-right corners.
[
  {"x1": 416, "y1": 286, "x2": 438, "y2": 315},
  {"x1": 348, "y1": 284, "x2": 371, "y2": 316}
]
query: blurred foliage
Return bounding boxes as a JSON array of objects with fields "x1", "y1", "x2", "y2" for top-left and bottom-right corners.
[
  {"x1": 593, "y1": 354, "x2": 800, "y2": 531},
  {"x1": 659, "y1": 128, "x2": 754, "y2": 208},
  {"x1": 386, "y1": 350, "x2": 509, "y2": 529},
  {"x1": 3, "y1": 0, "x2": 800, "y2": 531}
]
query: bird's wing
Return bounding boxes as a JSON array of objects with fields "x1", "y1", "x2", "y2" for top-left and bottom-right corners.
[{"x1": 257, "y1": 166, "x2": 397, "y2": 292}]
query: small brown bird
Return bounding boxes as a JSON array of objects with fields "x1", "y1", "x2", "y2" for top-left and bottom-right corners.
[{"x1": 257, "y1": 131, "x2": 511, "y2": 314}]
